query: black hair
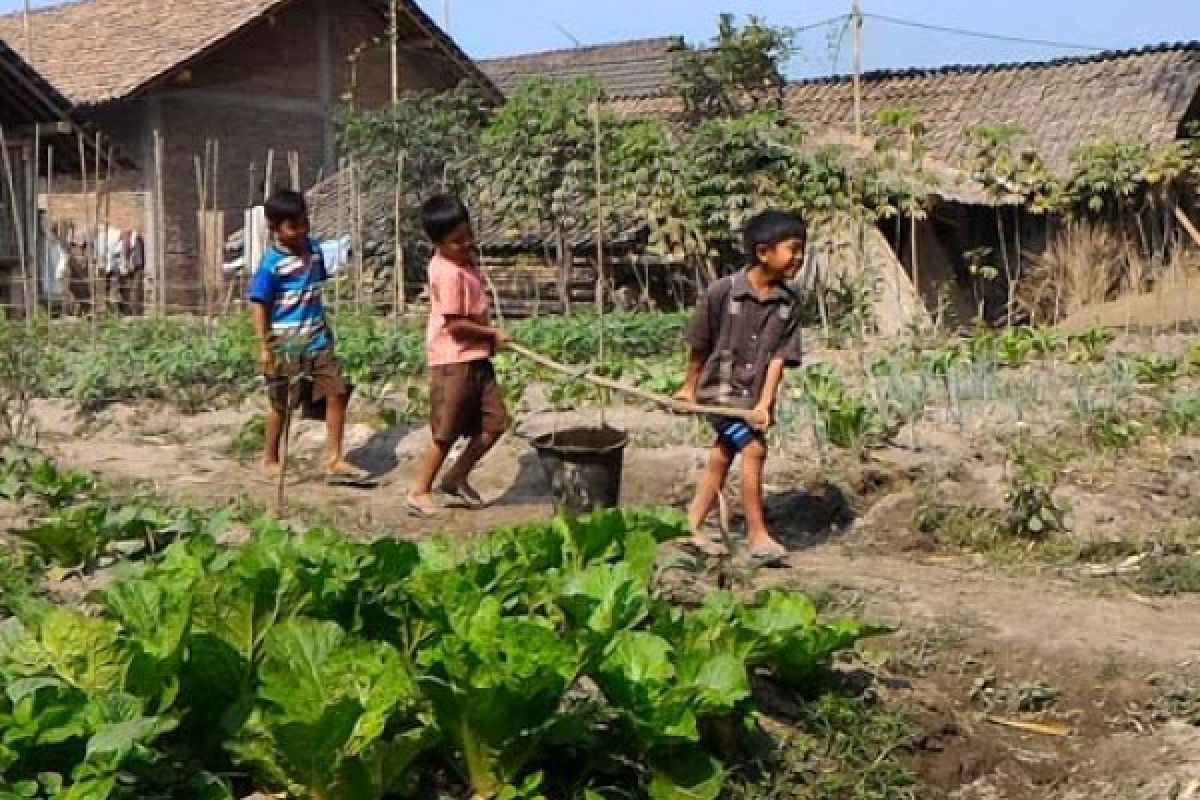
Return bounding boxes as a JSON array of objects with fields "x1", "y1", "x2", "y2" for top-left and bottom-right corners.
[
  {"x1": 743, "y1": 210, "x2": 808, "y2": 261},
  {"x1": 421, "y1": 194, "x2": 471, "y2": 243},
  {"x1": 264, "y1": 189, "x2": 308, "y2": 229}
]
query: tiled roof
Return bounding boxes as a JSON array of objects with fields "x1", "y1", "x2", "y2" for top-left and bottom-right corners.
[
  {"x1": 480, "y1": 36, "x2": 683, "y2": 99},
  {"x1": 493, "y1": 38, "x2": 1200, "y2": 173},
  {"x1": 0, "y1": 0, "x2": 495, "y2": 106},
  {"x1": 785, "y1": 43, "x2": 1200, "y2": 173}
]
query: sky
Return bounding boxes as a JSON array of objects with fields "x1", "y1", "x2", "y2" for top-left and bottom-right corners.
[{"x1": 1, "y1": 0, "x2": 1196, "y2": 78}]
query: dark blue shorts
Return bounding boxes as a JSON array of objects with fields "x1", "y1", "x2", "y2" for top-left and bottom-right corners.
[{"x1": 710, "y1": 416, "x2": 760, "y2": 452}]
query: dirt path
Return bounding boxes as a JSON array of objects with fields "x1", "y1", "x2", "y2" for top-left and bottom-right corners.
[{"x1": 26, "y1": 398, "x2": 1200, "y2": 798}]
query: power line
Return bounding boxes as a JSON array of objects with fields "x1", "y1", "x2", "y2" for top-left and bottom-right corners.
[{"x1": 863, "y1": 12, "x2": 1109, "y2": 53}]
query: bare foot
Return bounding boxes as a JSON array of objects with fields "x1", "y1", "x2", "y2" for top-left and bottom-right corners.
[
  {"x1": 261, "y1": 461, "x2": 281, "y2": 477},
  {"x1": 325, "y1": 459, "x2": 369, "y2": 479}
]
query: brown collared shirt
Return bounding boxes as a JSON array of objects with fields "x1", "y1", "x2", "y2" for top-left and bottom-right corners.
[{"x1": 686, "y1": 270, "x2": 803, "y2": 410}]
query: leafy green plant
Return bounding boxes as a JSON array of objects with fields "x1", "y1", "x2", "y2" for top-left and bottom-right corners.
[
  {"x1": 1129, "y1": 353, "x2": 1179, "y2": 387},
  {"x1": 1004, "y1": 458, "x2": 1070, "y2": 540}
]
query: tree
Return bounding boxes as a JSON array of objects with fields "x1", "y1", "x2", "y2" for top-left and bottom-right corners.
[
  {"x1": 674, "y1": 13, "x2": 795, "y2": 122},
  {"x1": 474, "y1": 77, "x2": 608, "y2": 313},
  {"x1": 968, "y1": 125, "x2": 1061, "y2": 325}
]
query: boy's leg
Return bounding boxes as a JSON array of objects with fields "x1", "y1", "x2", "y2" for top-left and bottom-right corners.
[
  {"x1": 262, "y1": 371, "x2": 289, "y2": 471},
  {"x1": 687, "y1": 441, "x2": 735, "y2": 548},
  {"x1": 410, "y1": 437, "x2": 452, "y2": 510},
  {"x1": 313, "y1": 353, "x2": 366, "y2": 477},
  {"x1": 263, "y1": 407, "x2": 284, "y2": 469},
  {"x1": 741, "y1": 439, "x2": 785, "y2": 556},
  {"x1": 439, "y1": 362, "x2": 507, "y2": 504}
]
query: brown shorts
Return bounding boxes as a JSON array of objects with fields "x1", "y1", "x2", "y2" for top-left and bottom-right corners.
[
  {"x1": 429, "y1": 359, "x2": 509, "y2": 444},
  {"x1": 266, "y1": 349, "x2": 350, "y2": 420}
]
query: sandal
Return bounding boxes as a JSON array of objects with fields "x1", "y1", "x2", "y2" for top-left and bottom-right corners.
[
  {"x1": 681, "y1": 536, "x2": 728, "y2": 559},
  {"x1": 404, "y1": 493, "x2": 443, "y2": 518},
  {"x1": 324, "y1": 461, "x2": 378, "y2": 488},
  {"x1": 438, "y1": 480, "x2": 485, "y2": 509},
  {"x1": 747, "y1": 540, "x2": 789, "y2": 568}
]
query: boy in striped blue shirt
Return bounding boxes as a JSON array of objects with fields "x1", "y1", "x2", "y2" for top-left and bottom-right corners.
[{"x1": 248, "y1": 189, "x2": 368, "y2": 484}]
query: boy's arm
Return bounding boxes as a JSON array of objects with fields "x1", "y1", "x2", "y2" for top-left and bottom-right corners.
[
  {"x1": 677, "y1": 347, "x2": 707, "y2": 404},
  {"x1": 753, "y1": 358, "x2": 788, "y2": 424},
  {"x1": 677, "y1": 285, "x2": 720, "y2": 403},
  {"x1": 247, "y1": 263, "x2": 278, "y2": 373},
  {"x1": 444, "y1": 316, "x2": 510, "y2": 347},
  {"x1": 249, "y1": 301, "x2": 273, "y2": 373}
]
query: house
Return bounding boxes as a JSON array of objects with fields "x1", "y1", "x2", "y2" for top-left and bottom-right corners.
[
  {"x1": 479, "y1": 39, "x2": 1200, "y2": 322},
  {"x1": 0, "y1": 36, "x2": 103, "y2": 314},
  {"x1": 0, "y1": 0, "x2": 498, "y2": 310}
]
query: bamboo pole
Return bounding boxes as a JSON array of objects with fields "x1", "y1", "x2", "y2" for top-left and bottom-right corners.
[
  {"x1": 102, "y1": 146, "x2": 114, "y2": 314},
  {"x1": 393, "y1": 150, "x2": 405, "y2": 317},
  {"x1": 334, "y1": 158, "x2": 344, "y2": 310},
  {"x1": 352, "y1": 160, "x2": 365, "y2": 309},
  {"x1": 152, "y1": 129, "x2": 166, "y2": 315},
  {"x1": 90, "y1": 133, "x2": 101, "y2": 341},
  {"x1": 211, "y1": 139, "x2": 220, "y2": 325},
  {"x1": 508, "y1": 342, "x2": 766, "y2": 427},
  {"x1": 591, "y1": 102, "x2": 608, "y2": 425},
  {"x1": 264, "y1": 148, "x2": 275, "y2": 199},
  {"x1": 30, "y1": 124, "x2": 39, "y2": 310}
]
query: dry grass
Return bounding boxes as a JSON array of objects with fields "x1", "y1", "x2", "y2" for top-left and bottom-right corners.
[{"x1": 1022, "y1": 221, "x2": 1126, "y2": 323}]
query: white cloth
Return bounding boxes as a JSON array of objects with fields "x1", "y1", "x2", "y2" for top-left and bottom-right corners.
[{"x1": 320, "y1": 236, "x2": 352, "y2": 277}]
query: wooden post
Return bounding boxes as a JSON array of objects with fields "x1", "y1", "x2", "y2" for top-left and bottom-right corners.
[
  {"x1": 352, "y1": 160, "x2": 365, "y2": 309},
  {"x1": 30, "y1": 124, "x2": 39, "y2": 311},
  {"x1": 393, "y1": 150, "x2": 405, "y2": 316},
  {"x1": 152, "y1": 129, "x2": 166, "y2": 315},
  {"x1": 334, "y1": 157, "x2": 344, "y2": 310},
  {"x1": 264, "y1": 148, "x2": 275, "y2": 199}
]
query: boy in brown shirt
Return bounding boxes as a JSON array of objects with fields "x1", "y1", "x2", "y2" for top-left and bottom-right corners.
[{"x1": 677, "y1": 210, "x2": 807, "y2": 564}]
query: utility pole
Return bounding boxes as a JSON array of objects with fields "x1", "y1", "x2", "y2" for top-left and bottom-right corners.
[
  {"x1": 389, "y1": 0, "x2": 399, "y2": 105},
  {"x1": 23, "y1": 0, "x2": 32, "y2": 65},
  {"x1": 443, "y1": 0, "x2": 450, "y2": 32},
  {"x1": 851, "y1": 0, "x2": 863, "y2": 139}
]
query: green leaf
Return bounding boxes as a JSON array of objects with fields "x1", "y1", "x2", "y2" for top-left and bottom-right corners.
[{"x1": 647, "y1": 748, "x2": 725, "y2": 800}]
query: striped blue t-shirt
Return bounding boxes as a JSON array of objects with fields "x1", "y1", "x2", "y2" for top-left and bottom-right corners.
[{"x1": 247, "y1": 237, "x2": 331, "y2": 355}]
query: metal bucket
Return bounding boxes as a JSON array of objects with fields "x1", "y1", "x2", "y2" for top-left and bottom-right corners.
[{"x1": 532, "y1": 426, "x2": 628, "y2": 515}]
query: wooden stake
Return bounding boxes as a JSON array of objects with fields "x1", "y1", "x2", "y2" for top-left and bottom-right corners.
[
  {"x1": 352, "y1": 160, "x2": 365, "y2": 309},
  {"x1": 30, "y1": 124, "x2": 39, "y2": 310},
  {"x1": 393, "y1": 150, "x2": 405, "y2": 316},
  {"x1": 591, "y1": 102, "x2": 608, "y2": 424},
  {"x1": 264, "y1": 148, "x2": 275, "y2": 199},
  {"x1": 334, "y1": 157, "x2": 344, "y2": 310},
  {"x1": 152, "y1": 129, "x2": 166, "y2": 315}
]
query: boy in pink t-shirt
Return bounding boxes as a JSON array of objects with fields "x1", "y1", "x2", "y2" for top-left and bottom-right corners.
[{"x1": 407, "y1": 195, "x2": 510, "y2": 516}]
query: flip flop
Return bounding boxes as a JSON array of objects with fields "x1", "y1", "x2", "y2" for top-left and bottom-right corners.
[
  {"x1": 404, "y1": 494, "x2": 443, "y2": 518},
  {"x1": 680, "y1": 536, "x2": 728, "y2": 559},
  {"x1": 438, "y1": 481, "x2": 485, "y2": 509},
  {"x1": 747, "y1": 541, "x2": 789, "y2": 568},
  {"x1": 324, "y1": 462, "x2": 379, "y2": 488}
]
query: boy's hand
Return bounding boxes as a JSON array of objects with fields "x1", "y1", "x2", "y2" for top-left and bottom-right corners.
[
  {"x1": 749, "y1": 404, "x2": 772, "y2": 431},
  {"x1": 258, "y1": 345, "x2": 276, "y2": 375},
  {"x1": 674, "y1": 387, "x2": 698, "y2": 405},
  {"x1": 493, "y1": 329, "x2": 513, "y2": 350}
]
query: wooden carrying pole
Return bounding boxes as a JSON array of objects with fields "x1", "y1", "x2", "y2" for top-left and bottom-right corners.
[{"x1": 508, "y1": 342, "x2": 766, "y2": 427}]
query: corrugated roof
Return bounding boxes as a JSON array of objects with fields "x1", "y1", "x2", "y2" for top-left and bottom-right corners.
[
  {"x1": 480, "y1": 36, "x2": 683, "y2": 99},
  {"x1": 786, "y1": 42, "x2": 1200, "y2": 172},
  {"x1": 0, "y1": 0, "x2": 497, "y2": 107}
]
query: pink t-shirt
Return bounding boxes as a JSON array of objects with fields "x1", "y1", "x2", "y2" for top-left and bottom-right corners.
[{"x1": 426, "y1": 253, "x2": 492, "y2": 367}]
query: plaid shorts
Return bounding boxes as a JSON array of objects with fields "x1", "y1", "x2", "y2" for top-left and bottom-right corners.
[{"x1": 710, "y1": 415, "x2": 761, "y2": 452}]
